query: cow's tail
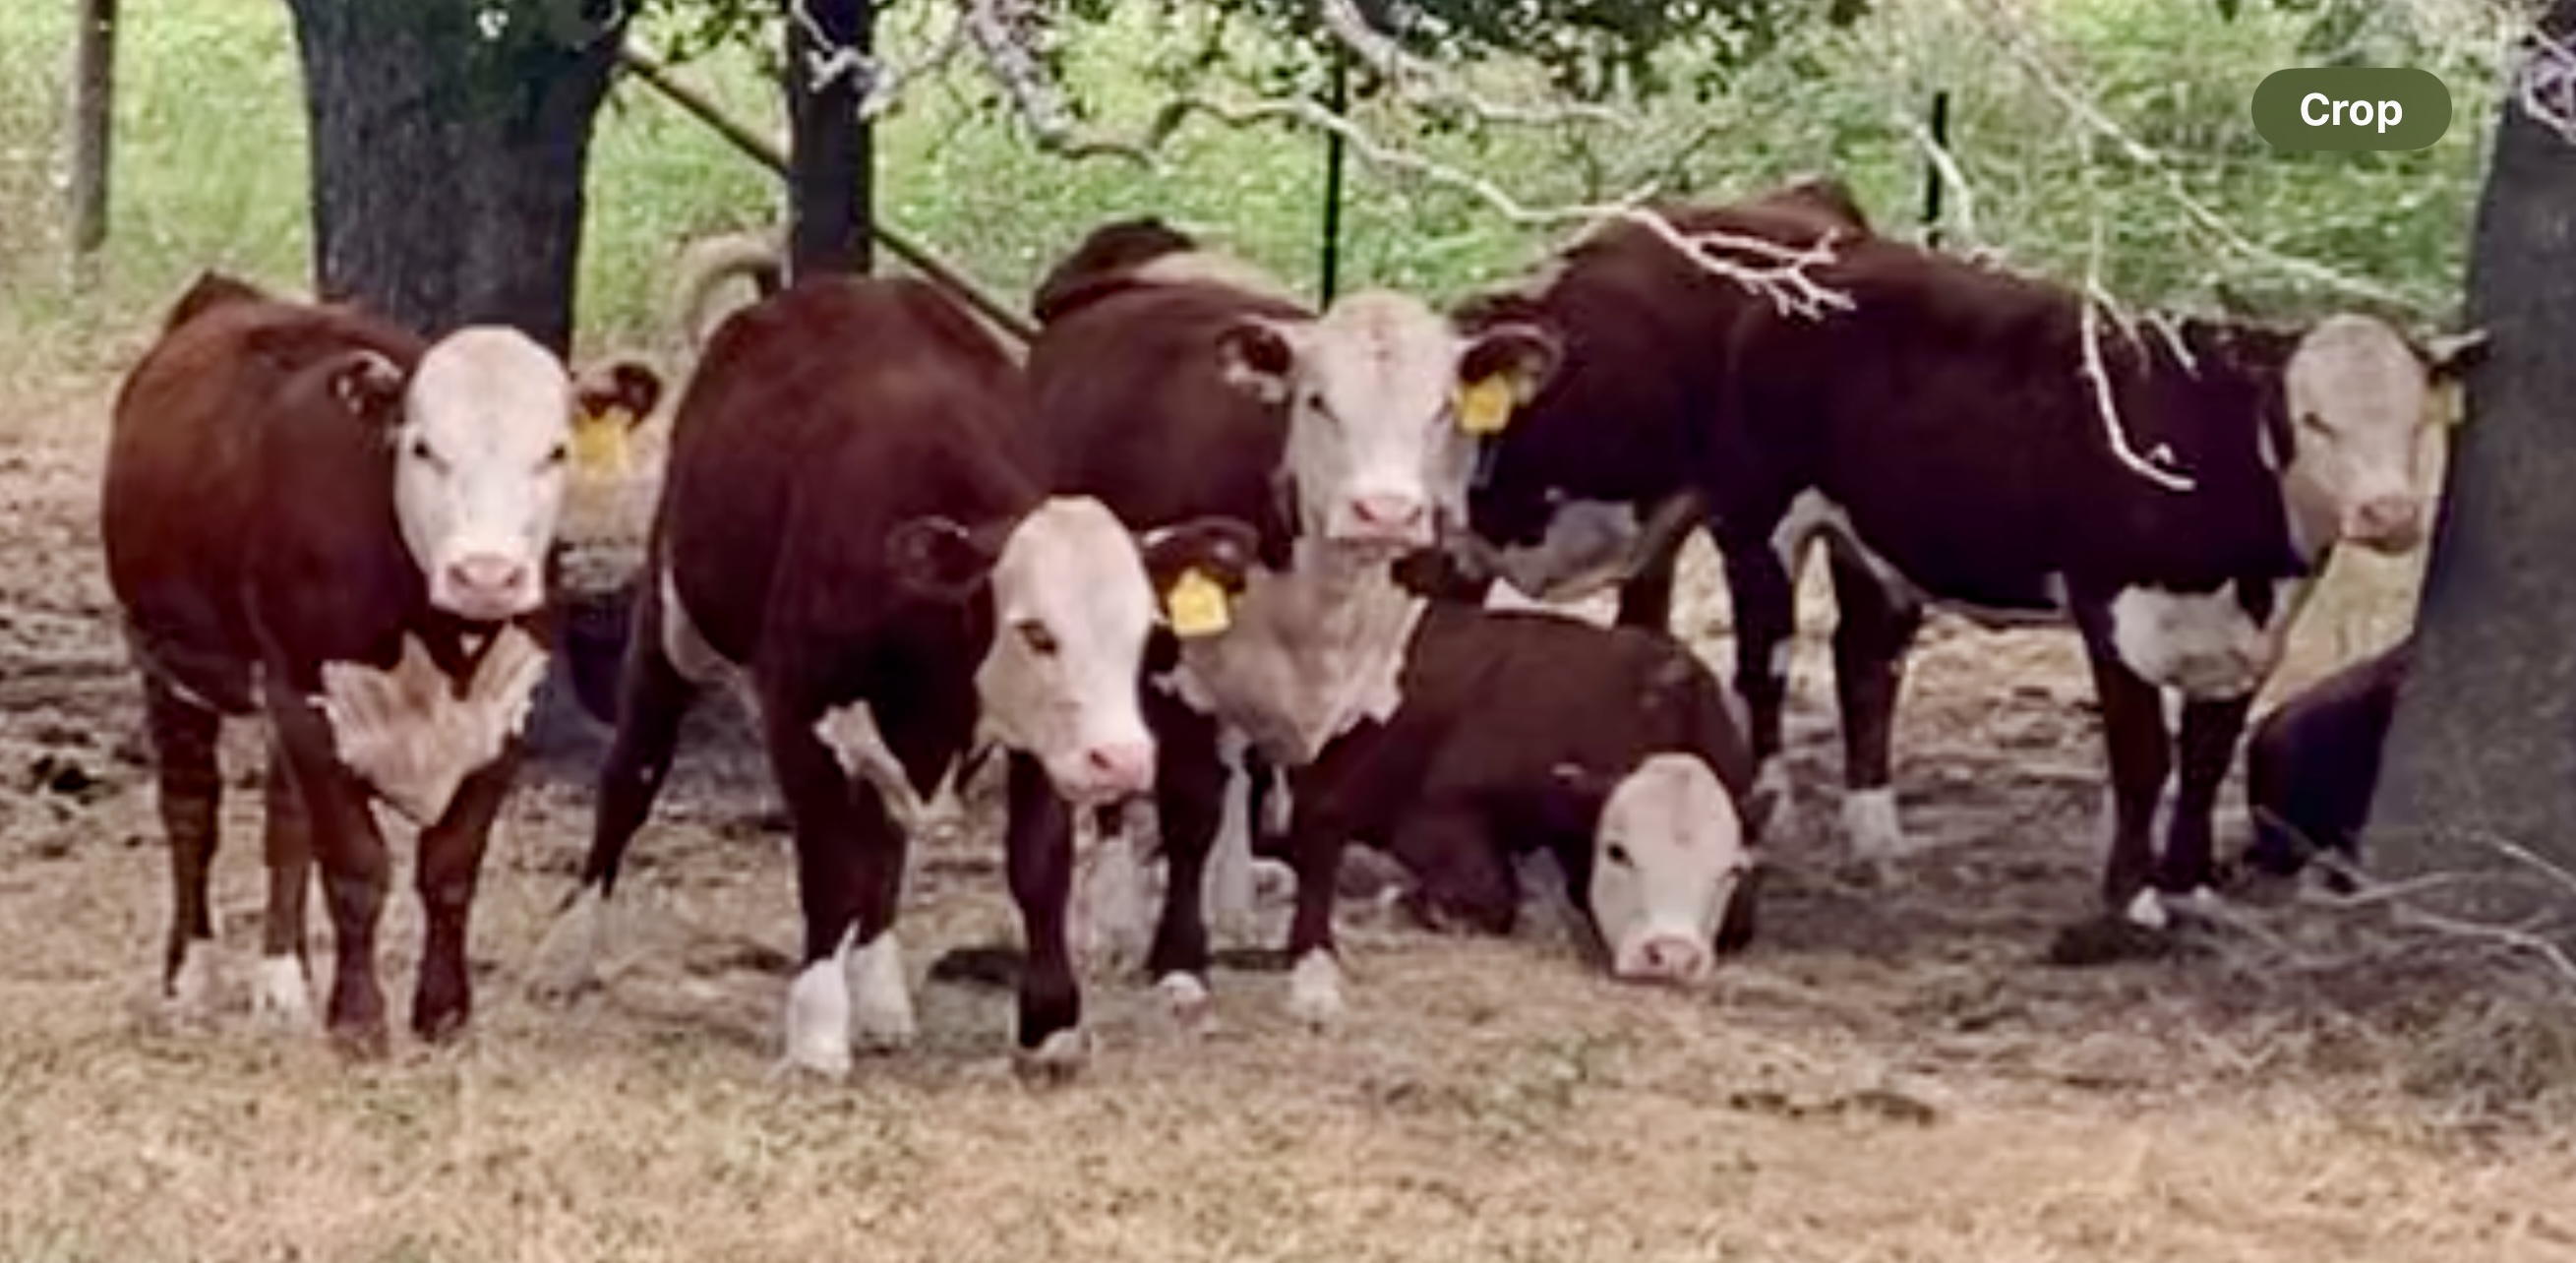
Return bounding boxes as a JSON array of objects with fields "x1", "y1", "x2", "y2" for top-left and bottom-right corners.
[
  {"x1": 669, "y1": 231, "x2": 784, "y2": 352},
  {"x1": 161, "y1": 271, "x2": 270, "y2": 333}
]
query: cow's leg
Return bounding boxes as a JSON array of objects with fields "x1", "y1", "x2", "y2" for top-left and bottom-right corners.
[
  {"x1": 2158, "y1": 694, "x2": 2253, "y2": 904},
  {"x1": 761, "y1": 699, "x2": 892, "y2": 1077},
  {"x1": 528, "y1": 580, "x2": 702, "y2": 1001},
  {"x1": 2078, "y1": 636, "x2": 2173, "y2": 925},
  {"x1": 1281, "y1": 767, "x2": 1352, "y2": 1030},
  {"x1": 1004, "y1": 752, "x2": 1086, "y2": 1073},
  {"x1": 253, "y1": 744, "x2": 317, "y2": 1030},
  {"x1": 268, "y1": 694, "x2": 396, "y2": 1054},
  {"x1": 1827, "y1": 551, "x2": 1924, "y2": 864},
  {"x1": 1386, "y1": 806, "x2": 1519, "y2": 938},
  {"x1": 1720, "y1": 537, "x2": 1800, "y2": 812},
  {"x1": 145, "y1": 677, "x2": 224, "y2": 1021},
  {"x1": 1145, "y1": 695, "x2": 1228, "y2": 1021},
  {"x1": 1613, "y1": 527, "x2": 1684, "y2": 631},
  {"x1": 410, "y1": 747, "x2": 520, "y2": 1042},
  {"x1": 1203, "y1": 728, "x2": 1262, "y2": 944}
]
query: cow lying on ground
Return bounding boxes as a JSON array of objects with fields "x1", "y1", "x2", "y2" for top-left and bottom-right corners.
[
  {"x1": 102, "y1": 271, "x2": 663, "y2": 1052},
  {"x1": 527, "y1": 275, "x2": 1255, "y2": 1075},
  {"x1": 1012, "y1": 216, "x2": 1561, "y2": 1042},
  {"x1": 1264, "y1": 604, "x2": 1765, "y2": 984},
  {"x1": 2241, "y1": 636, "x2": 2413, "y2": 888}
]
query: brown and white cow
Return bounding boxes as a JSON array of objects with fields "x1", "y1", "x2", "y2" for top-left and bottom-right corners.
[
  {"x1": 1457, "y1": 196, "x2": 2477, "y2": 939},
  {"x1": 1264, "y1": 604, "x2": 1765, "y2": 989},
  {"x1": 1012, "y1": 217, "x2": 1561, "y2": 1043},
  {"x1": 526, "y1": 274, "x2": 1255, "y2": 1076},
  {"x1": 2241, "y1": 635, "x2": 2413, "y2": 889},
  {"x1": 102, "y1": 271, "x2": 663, "y2": 1052}
]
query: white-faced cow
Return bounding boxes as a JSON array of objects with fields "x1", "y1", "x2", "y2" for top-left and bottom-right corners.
[
  {"x1": 1267, "y1": 604, "x2": 1765, "y2": 985},
  {"x1": 102, "y1": 271, "x2": 663, "y2": 1053},
  {"x1": 526, "y1": 275, "x2": 1255, "y2": 1076},
  {"x1": 1460, "y1": 193, "x2": 2477, "y2": 943},
  {"x1": 1012, "y1": 217, "x2": 1562, "y2": 1046}
]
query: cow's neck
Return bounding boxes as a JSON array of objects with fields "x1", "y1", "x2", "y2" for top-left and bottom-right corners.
[{"x1": 1170, "y1": 537, "x2": 1427, "y2": 765}]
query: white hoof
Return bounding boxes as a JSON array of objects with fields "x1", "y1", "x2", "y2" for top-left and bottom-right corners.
[
  {"x1": 1842, "y1": 788, "x2": 1911, "y2": 863},
  {"x1": 1156, "y1": 972, "x2": 1214, "y2": 1032},
  {"x1": 847, "y1": 932, "x2": 917, "y2": 1052},
  {"x1": 2123, "y1": 887, "x2": 2171, "y2": 932},
  {"x1": 1287, "y1": 950, "x2": 1345, "y2": 1030},
  {"x1": 2162, "y1": 885, "x2": 2225, "y2": 923},
  {"x1": 165, "y1": 938, "x2": 220, "y2": 1024},
  {"x1": 251, "y1": 954, "x2": 315, "y2": 1032},
  {"x1": 781, "y1": 952, "x2": 853, "y2": 1078},
  {"x1": 1015, "y1": 1028, "x2": 1092, "y2": 1084},
  {"x1": 527, "y1": 884, "x2": 609, "y2": 1002}
]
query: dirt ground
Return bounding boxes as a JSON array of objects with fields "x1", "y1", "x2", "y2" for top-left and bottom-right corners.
[{"x1": 6, "y1": 336, "x2": 2576, "y2": 1263}]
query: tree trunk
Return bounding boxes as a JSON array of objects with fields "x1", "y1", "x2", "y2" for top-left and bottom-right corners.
[
  {"x1": 2366, "y1": 5, "x2": 2576, "y2": 943},
  {"x1": 68, "y1": 0, "x2": 119, "y2": 270},
  {"x1": 282, "y1": 0, "x2": 624, "y2": 353},
  {"x1": 785, "y1": 0, "x2": 874, "y2": 279}
]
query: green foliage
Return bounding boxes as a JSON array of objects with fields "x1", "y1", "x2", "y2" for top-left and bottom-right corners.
[{"x1": 0, "y1": 0, "x2": 2507, "y2": 360}]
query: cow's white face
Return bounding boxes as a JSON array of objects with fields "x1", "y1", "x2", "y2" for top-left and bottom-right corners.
[
  {"x1": 1584, "y1": 752, "x2": 1752, "y2": 985},
  {"x1": 974, "y1": 498, "x2": 1162, "y2": 803},
  {"x1": 390, "y1": 328, "x2": 578, "y2": 622},
  {"x1": 1220, "y1": 292, "x2": 1559, "y2": 559},
  {"x1": 2277, "y1": 315, "x2": 2450, "y2": 556}
]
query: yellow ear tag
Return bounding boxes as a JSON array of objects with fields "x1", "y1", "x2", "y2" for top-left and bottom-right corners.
[
  {"x1": 1165, "y1": 569, "x2": 1231, "y2": 638},
  {"x1": 2434, "y1": 380, "x2": 2467, "y2": 430},
  {"x1": 1457, "y1": 376, "x2": 1515, "y2": 436},
  {"x1": 569, "y1": 406, "x2": 633, "y2": 476}
]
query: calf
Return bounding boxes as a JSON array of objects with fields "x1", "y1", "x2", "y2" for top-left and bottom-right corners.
[
  {"x1": 102, "y1": 271, "x2": 662, "y2": 1052},
  {"x1": 1705, "y1": 240, "x2": 2474, "y2": 933},
  {"x1": 528, "y1": 275, "x2": 1253, "y2": 1075},
  {"x1": 1276, "y1": 604, "x2": 1764, "y2": 988},
  {"x1": 1015, "y1": 217, "x2": 1562, "y2": 1040},
  {"x1": 2241, "y1": 637, "x2": 2413, "y2": 886}
]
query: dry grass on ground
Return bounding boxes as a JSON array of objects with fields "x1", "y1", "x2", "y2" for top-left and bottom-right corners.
[{"x1": 4, "y1": 351, "x2": 2575, "y2": 1263}]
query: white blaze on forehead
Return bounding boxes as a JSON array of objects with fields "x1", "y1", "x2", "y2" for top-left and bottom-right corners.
[
  {"x1": 396, "y1": 327, "x2": 577, "y2": 618},
  {"x1": 1590, "y1": 752, "x2": 1749, "y2": 983},
  {"x1": 2279, "y1": 314, "x2": 2434, "y2": 552},
  {"x1": 1286, "y1": 290, "x2": 1481, "y2": 542},
  {"x1": 974, "y1": 497, "x2": 1157, "y2": 801}
]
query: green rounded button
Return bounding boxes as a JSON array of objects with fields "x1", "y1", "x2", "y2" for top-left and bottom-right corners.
[{"x1": 2252, "y1": 67, "x2": 2451, "y2": 150}]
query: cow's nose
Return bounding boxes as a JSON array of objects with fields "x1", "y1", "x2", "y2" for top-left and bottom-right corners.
[
  {"x1": 443, "y1": 555, "x2": 532, "y2": 609},
  {"x1": 2346, "y1": 494, "x2": 2424, "y2": 550},
  {"x1": 1081, "y1": 742, "x2": 1156, "y2": 794},
  {"x1": 1348, "y1": 494, "x2": 1426, "y2": 532},
  {"x1": 1622, "y1": 933, "x2": 1709, "y2": 984}
]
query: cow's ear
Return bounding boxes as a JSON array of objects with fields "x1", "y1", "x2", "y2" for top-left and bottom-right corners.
[
  {"x1": 576, "y1": 359, "x2": 664, "y2": 430},
  {"x1": 327, "y1": 349, "x2": 407, "y2": 426},
  {"x1": 1458, "y1": 320, "x2": 1563, "y2": 409},
  {"x1": 2416, "y1": 329, "x2": 2489, "y2": 382},
  {"x1": 1141, "y1": 516, "x2": 1259, "y2": 639},
  {"x1": 1714, "y1": 863, "x2": 1763, "y2": 955},
  {"x1": 1216, "y1": 317, "x2": 1297, "y2": 404},
  {"x1": 887, "y1": 514, "x2": 1006, "y2": 601}
]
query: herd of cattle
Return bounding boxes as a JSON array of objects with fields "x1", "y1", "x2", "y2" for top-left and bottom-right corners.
[{"x1": 92, "y1": 173, "x2": 2475, "y2": 1075}]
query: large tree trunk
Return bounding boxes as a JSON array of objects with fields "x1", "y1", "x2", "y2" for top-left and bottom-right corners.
[
  {"x1": 2366, "y1": 5, "x2": 2576, "y2": 943},
  {"x1": 785, "y1": 0, "x2": 874, "y2": 279},
  {"x1": 283, "y1": 0, "x2": 624, "y2": 352}
]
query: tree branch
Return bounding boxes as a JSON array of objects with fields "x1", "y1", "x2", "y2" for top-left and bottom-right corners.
[{"x1": 1314, "y1": 0, "x2": 1629, "y2": 131}]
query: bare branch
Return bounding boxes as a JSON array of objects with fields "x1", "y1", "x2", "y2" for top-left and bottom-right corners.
[
  {"x1": 1315, "y1": 0, "x2": 1629, "y2": 131},
  {"x1": 2516, "y1": 23, "x2": 2576, "y2": 146},
  {"x1": 2077, "y1": 216, "x2": 2196, "y2": 493},
  {"x1": 963, "y1": 0, "x2": 1159, "y2": 166},
  {"x1": 1957, "y1": 0, "x2": 2426, "y2": 313},
  {"x1": 1163, "y1": 94, "x2": 1851, "y2": 319}
]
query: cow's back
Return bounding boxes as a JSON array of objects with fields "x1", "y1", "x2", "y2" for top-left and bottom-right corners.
[
  {"x1": 1719, "y1": 240, "x2": 2292, "y2": 608},
  {"x1": 104, "y1": 290, "x2": 423, "y2": 704},
  {"x1": 1023, "y1": 282, "x2": 1305, "y2": 552},
  {"x1": 658, "y1": 275, "x2": 1034, "y2": 667}
]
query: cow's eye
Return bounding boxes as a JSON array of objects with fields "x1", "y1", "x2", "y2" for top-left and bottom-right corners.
[
  {"x1": 2299, "y1": 410, "x2": 2328, "y2": 434},
  {"x1": 408, "y1": 437, "x2": 436, "y2": 462},
  {"x1": 1605, "y1": 842, "x2": 1635, "y2": 868},
  {"x1": 544, "y1": 443, "x2": 569, "y2": 467},
  {"x1": 1016, "y1": 620, "x2": 1059, "y2": 657}
]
